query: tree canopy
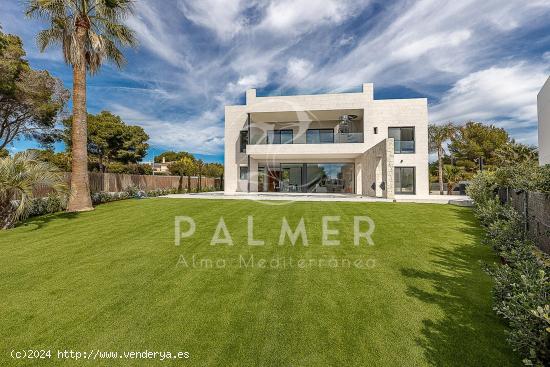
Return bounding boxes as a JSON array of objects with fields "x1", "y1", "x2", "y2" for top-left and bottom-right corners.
[
  {"x1": 155, "y1": 151, "x2": 194, "y2": 163},
  {"x1": 62, "y1": 111, "x2": 149, "y2": 171},
  {"x1": 0, "y1": 30, "x2": 68, "y2": 150},
  {"x1": 449, "y1": 121, "x2": 510, "y2": 171}
]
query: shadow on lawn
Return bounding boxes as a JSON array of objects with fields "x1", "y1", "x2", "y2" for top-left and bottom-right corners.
[
  {"x1": 400, "y1": 210, "x2": 518, "y2": 366},
  {"x1": 18, "y1": 211, "x2": 80, "y2": 231}
]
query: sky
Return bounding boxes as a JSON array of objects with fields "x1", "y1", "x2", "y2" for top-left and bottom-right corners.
[{"x1": 1, "y1": 0, "x2": 550, "y2": 163}]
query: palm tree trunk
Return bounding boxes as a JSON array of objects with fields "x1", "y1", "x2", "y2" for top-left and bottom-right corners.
[
  {"x1": 438, "y1": 147, "x2": 444, "y2": 195},
  {"x1": 67, "y1": 27, "x2": 93, "y2": 212},
  {"x1": 178, "y1": 175, "x2": 183, "y2": 193}
]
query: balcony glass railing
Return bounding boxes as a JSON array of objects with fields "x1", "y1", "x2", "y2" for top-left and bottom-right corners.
[
  {"x1": 333, "y1": 132, "x2": 363, "y2": 143},
  {"x1": 394, "y1": 140, "x2": 415, "y2": 153},
  {"x1": 249, "y1": 132, "x2": 364, "y2": 145}
]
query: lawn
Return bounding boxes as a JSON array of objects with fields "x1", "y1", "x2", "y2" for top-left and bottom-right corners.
[{"x1": 0, "y1": 199, "x2": 519, "y2": 366}]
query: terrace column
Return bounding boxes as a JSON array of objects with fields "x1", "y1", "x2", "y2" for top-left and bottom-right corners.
[
  {"x1": 249, "y1": 158, "x2": 259, "y2": 192},
  {"x1": 361, "y1": 138, "x2": 394, "y2": 198}
]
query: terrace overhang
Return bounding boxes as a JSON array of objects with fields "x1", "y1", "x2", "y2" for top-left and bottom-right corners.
[
  {"x1": 249, "y1": 109, "x2": 363, "y2": 123},
  {"x1": 246, "y1": 143, "x2": 368, "y2": 160}
]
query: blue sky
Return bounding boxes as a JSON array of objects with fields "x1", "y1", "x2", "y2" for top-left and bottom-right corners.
[{"x1": 2, "y1": 0, "x2": 550, "y2": 163}]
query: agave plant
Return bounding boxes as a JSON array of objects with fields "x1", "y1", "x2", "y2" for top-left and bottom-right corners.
[{"x1": 0, "y1": 151, "x2": 68, "y2": 229}]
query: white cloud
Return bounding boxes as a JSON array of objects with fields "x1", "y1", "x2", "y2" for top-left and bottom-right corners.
[
  {"x1": 391, "y1": 30, "x2": 471, "y2": 60},
  {"x1": 109, "y1": 104, "x2": 224, "y2": 154},
  {"x1": 286, "y1": 58, "x2": 313, "y2": 81},
  {"x1": 430, "y1": 62, "x2": 549, "y2": 145},
  {"x1": 297, "y1": 0, "x2": 550, "y2": 92},
  {"x1": 126, "y1": 2, "x2": 191, "y2": 69},
  {"x1": 259, "y1": 0, "x2": 368, "y2": 35},
  {"x1": 177, "y1": 0, "x2": 248, "y2": 40}
]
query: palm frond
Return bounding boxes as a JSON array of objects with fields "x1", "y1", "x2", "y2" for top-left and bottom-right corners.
[
  {"x1": 27, "y1": 0, "x2": 137, "y2": 72},
  {"x1": 0, "y1": 151, "x2": 68, "y2": 225}
]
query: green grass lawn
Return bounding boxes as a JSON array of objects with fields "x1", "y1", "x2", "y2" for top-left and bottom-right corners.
[{"x1": 0, "y1": 199, "x2": 519, "y2": 366}]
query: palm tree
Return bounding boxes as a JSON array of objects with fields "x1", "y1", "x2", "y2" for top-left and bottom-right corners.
[
  {"x1": 0, "y1": 151, "x2": 67, "y2": 229},
  {"x1": 443, "y1": 164, "x2": 463, "y2": 195},
  {"x1": 196, "y1": 159, "x2": 204, "y2": 192},
  {"x1": 429, "y1": 123, "x2": 457, "y2": 195},
  {"x1": 26, "y1": 0, "x2": 137, "y2": 212}
]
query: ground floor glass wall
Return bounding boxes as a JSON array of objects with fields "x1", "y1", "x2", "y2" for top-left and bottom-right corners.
[{"x1": 258, "y1": 163, "x2": 354, "y2": 193}]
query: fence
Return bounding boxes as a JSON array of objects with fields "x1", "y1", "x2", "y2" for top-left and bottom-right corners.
[
  {"x1": 498, "y1": 188, "x2": 550, "y2": 254},
  {"x1": 34, "y1": 172, "x2": 223, "y2": 197}
]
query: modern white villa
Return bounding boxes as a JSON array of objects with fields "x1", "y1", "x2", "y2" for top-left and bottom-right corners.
[
  {"x1": 538, "y1": 76, "x2": 550, "y2": 166},
  {"x1": 224, "y1": 83, "x2": 429, "y2": 198}
]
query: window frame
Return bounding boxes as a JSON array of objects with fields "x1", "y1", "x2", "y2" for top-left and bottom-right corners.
[
  {"x1": 388, "y1": 127, "x2": 415, "y2": 154},
  {"x1": 394, "y1": 166, "x2": 416, "y2": 195},
  {"x1": 239, "y1": 166, "x2": 249, "y2": 180},
  {"x1": 267, "y1": 129, "x2": 294, "y2": 144},
  {"x1": 239, "y1": 130, "x2": 248, "y2": 153}
]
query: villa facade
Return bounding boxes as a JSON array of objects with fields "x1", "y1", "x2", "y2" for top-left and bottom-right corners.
[{"x1": 224, "y1": 83, "x2": 429, "y2": 198}]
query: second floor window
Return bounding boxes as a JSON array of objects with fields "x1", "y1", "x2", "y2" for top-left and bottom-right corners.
[
  {"x1": 389, "y1": 127, "x2": 415, "y2": 153},
  {"x1": 239, "y1": 130, "x2": 248, "y2": 152},
  {"x1": 306, "y1": 129, "x2": 334, "y2": 144},
  {"x1": 267, "y1": 129, "x2": 293, "y2": 144}
]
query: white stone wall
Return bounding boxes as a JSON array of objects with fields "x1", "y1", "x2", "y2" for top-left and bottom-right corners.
[
  {"x1": 364, "y1": 99, "x2": 429, "y2": 197},
  {"x1": 538, "y1": 77, "x2": 550, "y2": 165},
  {"x1": 224, "y1": 105, "x2": 247, "y2": 193}
]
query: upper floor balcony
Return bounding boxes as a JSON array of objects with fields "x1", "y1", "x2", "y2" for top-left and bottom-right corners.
[{"x1": 243, "y1": 109, "x2": 365, "y2": 148}]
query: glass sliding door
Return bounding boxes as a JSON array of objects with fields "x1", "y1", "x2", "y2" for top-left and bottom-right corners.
[
  {"x1": 257, "y1": 163, "x2": 355, "y2": 193},
  {"x1": 280, "y1": 164, "x2": 303, "y2": 192},
  {"x1": 305, "y1": 163, "x2": 354, "y2": 193},
  {"x1": 395, "y1": 167, "x2": 415, "y2": 194}
]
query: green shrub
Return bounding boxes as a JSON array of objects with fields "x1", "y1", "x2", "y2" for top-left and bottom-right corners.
[
  {"x1": 467, "y1": 171, "x2": 497, "y2": 206},
  {"x1": 534, "y1": 165, "x2": 550, "y2": 193},
  {"x1": 486, "y1": 260, "x2": 549, "y2": 366},
  {"x1": 473, "y1": 198, "x2": 504, "y2": 227},
  {"x1": 484, "y1": 205, "x2": 525, "y2": 252},
  {"x1": 26, "y1": 194, "x2": 67, "y2": 217},
  {"x1": 471, "y1": 167, "x2": 550, "y2": 365}
]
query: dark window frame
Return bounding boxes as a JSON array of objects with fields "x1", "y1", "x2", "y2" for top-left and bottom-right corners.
[
  {"x1": 394, "y1": 166, "x2": 416, "y2": 195},
  {"x1": 239, "y1": 166, "x2": 249, "y2": 180},
  {"x1": 267, "y1": 129, "x2": 294, "y2": 144},
  {"x1": 388, "y1": 127, "x2": 415, "y2": 154},
  {"x1": 239, "y1": 130, "x2": 248, "y2": 153},
  {"x1": 306, "y1": 128, "x2": 335, "y2": 144}
]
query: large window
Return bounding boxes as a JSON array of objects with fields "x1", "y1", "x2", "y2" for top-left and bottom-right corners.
[
  {"x1": 257, "y1": 163, "x2": 354, "y2": 193},
  {"x1": 267, "y1": 129, "x2": 293, "y2": 144},
  {"x1": 239, "y1": 130, "x2": 248, "y2": 153},
  {"x1": 306, "y1": 129, "x2": 334, "y2": 144},
  {"x1": 306, "y1": 163, "x2": 354, "y2": 193},
  {"x1": 394, "y1": 167, "x2": 415, "y2": 194},
  {"x1": 389, "y1": 127, "x2": 415, "y2": 153}
]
